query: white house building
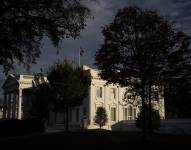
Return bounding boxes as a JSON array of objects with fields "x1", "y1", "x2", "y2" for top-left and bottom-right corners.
[{"x1": 2, "y1": 65, "x2": 165, "y2": 130}]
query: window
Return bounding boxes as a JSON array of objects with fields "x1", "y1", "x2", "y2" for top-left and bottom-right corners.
[
  {"x1": 110, "y1": 88, "x2": 116, "y2": 99},
  {"x1": 83, "y1": 107, "x2": 87, "y2": 116},
  {"x1": 111, "y1": 107, "x2": 116, "y2": 121},
  {"x1": 128, "y1": 105, "x2": 133, "y2": 120},
  {"x1": 124, "y1": 108, "x2": 128, "y2": 120},
  {"x1": 96, "y1": 86, "x2": 102, "y2": 98},
  {"x1": 76, "y1": 108, "x2": 79, "y2": 122},
  {"x1": 133, "y1": 108, "x2": 136, "y2": 119}
]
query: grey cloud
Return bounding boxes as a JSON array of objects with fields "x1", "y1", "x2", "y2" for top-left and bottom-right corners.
[{"x1": 1, "y1": 0, "x2": 191, "y2": 78}]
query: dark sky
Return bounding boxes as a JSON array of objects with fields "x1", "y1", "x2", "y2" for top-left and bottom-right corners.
[{"x1": 0, "y1": 0, "x2": 191, "y2": 97}]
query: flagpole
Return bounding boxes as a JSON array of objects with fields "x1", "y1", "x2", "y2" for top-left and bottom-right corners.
[{"x1": 78, "y1": 47, "x2": 80, "y2": 67}]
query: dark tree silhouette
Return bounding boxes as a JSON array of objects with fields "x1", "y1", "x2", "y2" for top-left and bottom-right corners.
[
  {"x1": 164, "y1": 32, "x2": 191, "y2": 118},
  {"x1": 95, "y1": 6, "x2": 191, "y2": 139},
  {"x1": 26, "y1": 74, "x2": 53, "y2": 124},
  {"x1": 0, "y1": 0, "x2": 90, "y2": 73},
  {"x1": 165, "y1": 68, "x2": 191, "y2": 118},
  {"x1": 94, "y1": 107, "x2": 108, "y2": 129},
  {"x1": 136, "y1": 105, "x2": 161, "y2": 131},
  {"x1": 47, "y1": 60, "x2": 91, "y2": 131}
]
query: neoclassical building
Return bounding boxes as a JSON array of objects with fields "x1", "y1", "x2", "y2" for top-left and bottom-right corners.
[
  {"x1": 2, "y1": 74, "x2": 48, "y2": 120},
  {"x1": 2, "y1": 65, "x2": 165, "y2": 130}
]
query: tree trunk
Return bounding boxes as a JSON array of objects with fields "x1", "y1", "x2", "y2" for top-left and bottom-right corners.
[
  {"x1": 65, "y1": 106, "x2": 69, "y2": 132},
  {"x1": 148, "y1": 84, "x2": 152, "y2": 134},
  {"x1": 141, "y1": 81, "x2": 146, "y2": 141}
]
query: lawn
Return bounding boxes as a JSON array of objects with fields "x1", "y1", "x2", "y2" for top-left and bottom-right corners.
[{"x1": 0, "y1": 130, "x2": 191, "y2": 149}]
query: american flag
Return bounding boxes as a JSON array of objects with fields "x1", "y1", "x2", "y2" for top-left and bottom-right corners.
[{"x1": 79, "y1": 47, "x2": 85, "y2": 56}]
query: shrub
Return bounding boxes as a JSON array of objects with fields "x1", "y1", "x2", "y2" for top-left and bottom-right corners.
[
  {"x1": 22, "y1": 118, "x2": 45, "y2": 133},
  {"x1": 0, "y1": 119, "x2": 22, "y2": 136},
  {"x1": 94, "y1": 107, "x2": 108, "y2": 129},
  {"x1": 136, "y1": 105, "x2": 161, "y2": 131},
  {"x1": 0, "y1": 118, "x2": 45, "y2": 137}
]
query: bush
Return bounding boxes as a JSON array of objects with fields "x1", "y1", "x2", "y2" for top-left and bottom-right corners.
[
  {"x1": 0, "y1": 119, "x2": 22, "y2": 136},
  {"x1": 94, "y1": 107, "x2": 108, "y2": 129},
  {"x1": 22, "y1": 118, "x2": 45, "y2": 134},
  {"x1": 0, "y1": 118, "x2": 45, "y2": 137},
  {"x1": 136, "y1": 105, "x2": 161, "y2": 131}
]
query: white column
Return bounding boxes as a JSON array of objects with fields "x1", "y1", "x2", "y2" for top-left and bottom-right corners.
[
  {"x1": 3, "y1": 93, "x2": 7, "y2": 119},
  {"x1": 10, "y1": 93, "x2": 13, "y2": 119},
  {"x1": 89, "y1": 84, "x2": 94, "y2": 125},
  {"x1": 89, "y1": 85, "x2": 92, "y2": 125},
  {"x1": 116, "y1": 86, "x2": 119, "y2": 122},
  {"x1": 12, "y1": 93, "x2": 16, "y2": 119},
  {"x1": 15, "y1": 94, "x2": 18, "y2": 119},
  {"x1": 18, "y1": 89, "x2": 22, "y2": 119},
  {"x1": 7, "y1": 93, "x2": 11, "y2": 119}
]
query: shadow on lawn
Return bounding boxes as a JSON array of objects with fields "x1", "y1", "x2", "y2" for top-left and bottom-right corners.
[
  {"x1": 0, "y1": 129, "x2": 191, "y2": 149},
  {"x1": 0, "y1": 118, "x2": 44, "y2": 137}
]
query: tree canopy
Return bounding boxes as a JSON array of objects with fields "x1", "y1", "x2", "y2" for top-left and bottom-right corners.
[
  {"x1": 136, "y1": 105, "x2": 161, "y2": 131},
  {"x1": 29, "y1": 73, "x2": 53, "y2": 121},
  {"x1": 47, "y1": 60, "x2": 91, "y2": 131},
  {"x1": 95, "y1": 7, "x2": 190, "y2": 88},
  {"x1": 0, "y1": 0, "x2": 90, "y2": 73},
  {"x1": 48, "y1": 60, "x2": 91, "y2": 108},
  {"x1": 94, "y1": 107, "x2": 108, "y2": 129},
  {"x1": 95, "y1": 6, "x2": 191, "y2": 137}
]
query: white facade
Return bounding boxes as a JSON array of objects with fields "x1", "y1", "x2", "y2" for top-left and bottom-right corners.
[
  {"x1": 2, "y1": 66, "x2": 165, "y2": 130},
  {"x1": 72, "y1": 66, "x2": 165, "y2": 130}
]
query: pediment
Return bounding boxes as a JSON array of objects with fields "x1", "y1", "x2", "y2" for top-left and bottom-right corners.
[
  {"x1": 2, "y1": 74, "x2": 19, "y2": 89},
  {"x1": 95, "y1": 102, "x2": 104, "y2": 108}
]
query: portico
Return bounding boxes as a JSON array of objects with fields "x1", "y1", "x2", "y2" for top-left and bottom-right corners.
[{"x1": 2, "y1": 74, "x2": 34, "y2": 120}]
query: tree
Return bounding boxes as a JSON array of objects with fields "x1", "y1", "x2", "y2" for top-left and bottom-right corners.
[
  {"x1": 95, "y1": 6, "x2": 191, "y2": 139},
  {"x1": 94, "y1": 107, "x2": 108, "y2": 129},
  {"x1": 164, "y1": 32, "x2": 191, "y2": 118},
  {"x1": 47, "y1": 60, "x2": 91, "y2": 131},
  {"x1": 136, "y1": 105, "x2": 161, "y2": 131},
  {"x1": 165, "y1": 70, "x2": 191, "y2": 118},
  {"x1": 27, "y1": 73, "x2": 53, "y2": 123},
  {"x1": 0, "y1": 0, "x2": 90, "y2": 73}
]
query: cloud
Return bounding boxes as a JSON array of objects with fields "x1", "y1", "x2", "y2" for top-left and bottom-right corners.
[
  {"x1": 28, "y1": 0, "x2": 130, "y2": 73},
  {"x1": 1, "y1": 0, "x2": 191, "y2": 75},
  {"x1": 1, "y1": 0, "x2": 191, "y2": 98}
]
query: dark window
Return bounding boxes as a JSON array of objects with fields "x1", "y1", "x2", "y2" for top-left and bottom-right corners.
[
  {"x1": 96, "y1": 87, "x2": 102, "y2": 98},
  {"x1": 111, "y1": 107, "x2": 116, "y2": 121}
]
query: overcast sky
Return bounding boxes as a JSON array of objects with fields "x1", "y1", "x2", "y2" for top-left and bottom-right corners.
[{"x1": 1, "y1": 0, "x2": 191, "y2": 96}]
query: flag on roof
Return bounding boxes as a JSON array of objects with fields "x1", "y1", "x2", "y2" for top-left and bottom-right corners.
[{"x1": 79, "y1": 47, "x2": 85, "y2": 56}]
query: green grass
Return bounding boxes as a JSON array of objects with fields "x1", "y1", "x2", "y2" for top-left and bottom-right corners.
[{"x1": 0, "y1": 130, "x2": 191, "y2": 149}]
